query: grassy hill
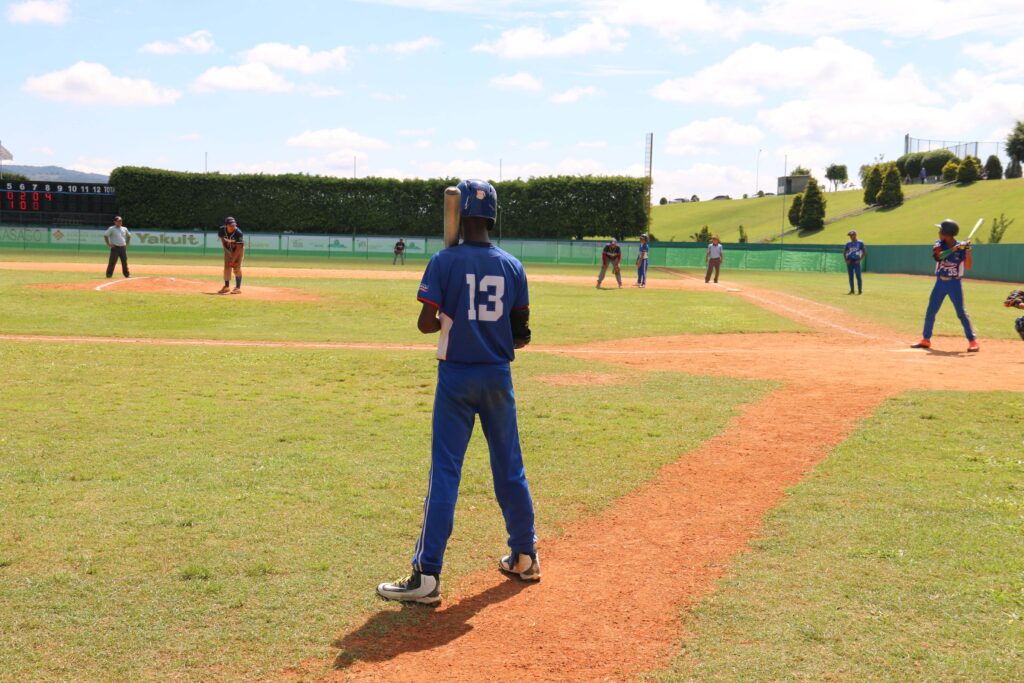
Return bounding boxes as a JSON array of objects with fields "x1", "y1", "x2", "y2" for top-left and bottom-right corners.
[{"x1": 651, "y1": 179, "x2": 1023, "y2": 245}]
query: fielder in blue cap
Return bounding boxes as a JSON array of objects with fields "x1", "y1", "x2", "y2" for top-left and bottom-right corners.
[{"x1": 377, "y1": 179, "x2": 539, "y2": 605}]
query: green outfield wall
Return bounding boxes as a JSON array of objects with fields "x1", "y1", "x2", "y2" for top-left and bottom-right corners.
[{"x1": 2, "y1": 225, "x2": 1020, "y2": 282}]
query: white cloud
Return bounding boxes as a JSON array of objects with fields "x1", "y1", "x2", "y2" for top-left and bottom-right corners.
[
  {"x1": 490, "y1": 72, "x2": 543, "y2": 91},
  {"x1": 455, "y1": 138, "x2": 478, "y2": 152},
  {"x1": 6, "y1": 0, "x2": 68, "y2": 24},
  {"x1": 558, "y1": 158, "x2": 606, "y2": 174},
  {"x1": 242, "y1": 43, "x2": 348, "y2": 73},
  {"x1": 414, "y1": 139, "x2": 432, "y2": 148},
  {"x1": 24, "y1": 61, "x2": 181, "y2": 105},
  {"x1": 474, "y1": 19, "x2": 626, "y2": 58},
  {"x1": 193, "y1": 63, "x2": 293, "y2": 93},
  {"x1": 287, "y1": 128, "x2": 390, "y2": 151},
  {"x1": 140, "y1": 30, "x2": 215, "y2": 55},
  {"x1": 963, "y1": 37, "x2": 1024, "y2": 78},
  {"x1": 596, "y1": 0, "x2": 751, "y2": 40},
  {"x1": 71, "y1": 156, "x2": 115, "y2": 175},
  {"x1": 385, "y1": 36, "x2": 441, "y2": 54},
  {"x1": 577, "y1": 140, "x2": 608, "y2": 148},
  {"x1": 550, "y1": 85, "x2": 599, "y2": 104},
  {"x1": 305, "y1": 85, "x2": 343, "y2": 97},
  {"x1": 665, "y1": 118, "x2": 763, "y2": 156},
  {"x1": 32, "y1": 146, "x2": 54, "y2": 156}
]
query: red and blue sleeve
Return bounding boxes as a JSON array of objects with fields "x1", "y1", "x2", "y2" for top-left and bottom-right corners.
[{"x1": 417, "y1": 255, "x2": 443, "y2": 309}]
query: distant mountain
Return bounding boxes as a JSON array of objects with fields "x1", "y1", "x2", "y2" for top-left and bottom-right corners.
[{"x1": 0, "y1": 165, "x2": 109, "y2": 183}]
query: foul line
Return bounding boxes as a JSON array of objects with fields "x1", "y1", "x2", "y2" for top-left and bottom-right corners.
[{"x1": 94, "y1": 276, "x2": 153, "y2": 291}]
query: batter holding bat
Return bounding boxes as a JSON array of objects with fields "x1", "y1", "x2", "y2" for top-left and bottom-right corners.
[
  {"x1": 376, "y1": 179, "x2": 539, "y2": 605},
  {"x1": 911, "y1": 218, "x2": 980, "y2": 352},
  {"x1": 218, "y1": 217, "x2": 244, "y2": 295}
]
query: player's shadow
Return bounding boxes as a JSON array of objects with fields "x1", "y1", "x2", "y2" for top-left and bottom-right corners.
[
  {"x1": 331, "y1": 579, "x2": 528, "y2": 669},
  {"x1": 919, "y1": 348, "x2": 971, "y2": 356}
]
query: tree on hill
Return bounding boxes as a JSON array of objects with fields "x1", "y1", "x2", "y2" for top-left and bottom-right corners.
[
  {"x1": 690, "y1": 194, "x2": 700, "y2": 202},
  {"x1": 659, "y1": 197, "x2": 668, "y2": 205},
  {"x1": 983, "y1": 155, "x2": 1003, "y2": 180},
  {"x1": 1007, "y1": 156, "x2": 1023, "y2": 179},
  {"x1": 690, "y1": 225, "x2": 711, "y2": 242},
  {"x1": 876, "y1": 165, "x2": 904, "y2": 208},
  {"x1": 941, "y1": 159, "x2": 959, "y2": 182},
  {"x1": 825, "y1": 164, "x2": 848, "y2": 191},
  {"x1": 863, "y1": 165, "x2": 883, "y2": 204},
  {"x1": 957, "y1": 155, "x2": 981, "y2": 184},
  {"x1": 788, "y1": 194, "x2": 803, "y2": 227},
  {"x1": 1005, "y1": 120, "x2": 1024, "y2": 165},
  {"x1": 896, "y1": 152, "x2": 925, "y2": 181},
  {"x1": 791, "y1": 165, "x2": 811, "y2": 176},
  {"x1": 987, "y1": 213, "x2": 1015, "y2": 244},
  {"x1": 922, "y1": 149, "x2": 958, "y2": 177},
  {"x1": 738, "y1": 225, "x2": 748, "y2": 243},
  {"x1": 798, "y1": 177, "x2": 826, "y2": 231},
  {"x1": 0, "y1": 172, "x2": 28, "y2": 181}
]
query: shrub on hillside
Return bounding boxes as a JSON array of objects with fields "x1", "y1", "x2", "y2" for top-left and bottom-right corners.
[
  {"x1": 876, "y1": 165, "x2": 904, "y2": 208},
  {"x1": 691, "y1": 225, "x2": 711, "y2": 242},
  {"x1": 1007, "y1": 156, "x2": 1023, "y2": 179},
  {"x1": 863, "y1": 165, "x2": 883, "y2": 205},
  {"x1": 941, "y1": 160, "x2": 959, "y2": 182},
  {"x1": 798, "y1": 178, "x2": 826, "y2": 231},
  {"x1": 896, "y1": 152, "x2": 925, "y2": 180},
  {"x1": 987, "y1": 213, "x2": 1015, "y2": 244},
  {"x1": 956, "y1": 155, "x2": 981, "y2": 184},
  {"x1": 983, "y1": 155, "x2": 1003, "y2": 180},
  {"x1": 788, "y1": 194, "x2": 803, "y2": 227},
  {"x1": 922, "y1": 149, "x2": 959, "y2": 176}
]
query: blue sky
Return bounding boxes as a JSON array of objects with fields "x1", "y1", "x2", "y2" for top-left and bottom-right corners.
[{"x1": 3, "y1": 0, "x2": 1023, "y2": 200}]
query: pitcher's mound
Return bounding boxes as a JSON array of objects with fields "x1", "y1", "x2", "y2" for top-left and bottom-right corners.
[{"x1": 34, "y1": 277, "x2": 319, "y2": 302}]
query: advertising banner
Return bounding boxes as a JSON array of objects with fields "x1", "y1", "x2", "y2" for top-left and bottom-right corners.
[{"x1": 0, "y1": 226, "x2": 47, "y2": 244}]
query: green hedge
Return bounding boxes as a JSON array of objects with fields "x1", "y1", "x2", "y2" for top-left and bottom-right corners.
[{"x1": 108, "y1": 167, "x2": 649, "y2": 239}]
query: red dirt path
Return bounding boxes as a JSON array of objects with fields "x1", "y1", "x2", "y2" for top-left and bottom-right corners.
[{"x1": 4, "y1": 260, "x2": 1023, "y2": 682}]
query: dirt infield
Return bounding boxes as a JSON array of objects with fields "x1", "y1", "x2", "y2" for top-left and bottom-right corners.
[
  {"x1": 3, "y1": 259, "x2": 1022, "y2": 681},
  {"x1": 31, "y1": 276, "x2": 319, "y2": 302}
]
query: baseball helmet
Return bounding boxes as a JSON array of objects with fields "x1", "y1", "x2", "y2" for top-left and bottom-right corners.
[
  {"x1": 457, "y1": 179, "x2": 497, "y2": 223},
  {"x1": 936, "y1": 219, "x2": 959, "y2": 236}
]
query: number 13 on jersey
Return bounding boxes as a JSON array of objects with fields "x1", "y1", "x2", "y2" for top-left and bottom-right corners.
[{"x1": 466, "y1": 274, "x2": 504, "y2": 321}]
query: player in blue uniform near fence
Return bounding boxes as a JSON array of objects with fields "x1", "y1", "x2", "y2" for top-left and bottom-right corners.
[
  {"x1": 377, "y1": 179, "x2": 539, "y2": 605},
  {"x1": 844, "y1": 230, "x2": 866, "y2": 294},
  {"x1": 634, "y1": 233, "x2": 649, "y2": 287},
  {"x1": 911, "y1": 218, "x2": 979, "y2": 352}
]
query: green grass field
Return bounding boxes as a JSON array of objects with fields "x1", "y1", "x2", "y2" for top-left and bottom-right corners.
[
  {"x1": 0, "y1": 269, "x2": 803, "y2": 344},
  {"x1": 702, "y1": 269, "x2": 1022, "y2": 340},
  {"x1": 652, "y1": 179, "x2": 1024, "y2": 246},
  {"x1": 659, "y1": 391, "x2": 1024, "y2": 681},
  {"x1": 0, "y1": 343, "x2": 769, "y2": 682}
]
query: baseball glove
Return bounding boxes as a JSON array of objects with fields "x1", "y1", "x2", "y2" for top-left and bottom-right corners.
[{"x1": 1004, "y1": 289, "x2": 1024, "y2": 308}]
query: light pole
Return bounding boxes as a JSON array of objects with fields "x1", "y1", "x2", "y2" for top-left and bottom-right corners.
[{"x1": 756, "y1": 148, "x2": 762, "y2": 195}]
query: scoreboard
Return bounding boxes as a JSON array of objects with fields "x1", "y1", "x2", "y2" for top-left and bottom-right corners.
[{"x1": 0, "y1": 179, "x2": 117, "y2": 224}]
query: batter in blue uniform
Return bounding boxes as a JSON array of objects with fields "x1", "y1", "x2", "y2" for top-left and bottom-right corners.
[
  {"x1": 634, "y1": 233, "x2": 649, "y2": 287},
  {"x1": 911, "y1": 218, "x2": 979, "y2": 352},
  {"x1": 377, "y1": 179, "x2": 539, "y2": 605}
]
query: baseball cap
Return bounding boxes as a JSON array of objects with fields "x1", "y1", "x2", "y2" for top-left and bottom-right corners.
[
  {"x1": 225, "y1": 217, "x2": 236, "y2": 225},
  {"x1": 848, "y1": 230, "x2": 857, "y2": 236},
  {"x1": 609, "y1": 238, "x2": 617, "y2": 244}
]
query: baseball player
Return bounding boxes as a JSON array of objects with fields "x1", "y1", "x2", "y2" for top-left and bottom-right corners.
[
  {"x1": 376, "y1": 179, "x2": 539, "y2": 605},
  {"x1": 1004, "y1": 289, "x2": 1024, "y2": 340},
  {"x1": 218, "y1": 217, "x2": 244, "y2": 294},
  {"x1": 596, "y1": 239, "x2": 623, "y2": 288},
  {"x1": 844, "y1": 230, "x2": 867, "y2": 294},
  {"x1": 911, "y1": 219, "x2": 978, "y2": 352},
  {"x1": 634, "y1": 233, "x2": 649, "y2": 288},
  {"x1": 393, "y1": 238, "x2": 406, "y2": 265}
]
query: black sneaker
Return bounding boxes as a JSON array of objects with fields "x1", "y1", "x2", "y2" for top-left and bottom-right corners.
[
  {"x1": 499, "y1": 551, "x2": 541, "y2": 582},
  {"x1": 376, "y1": 571, "x2": 440, "y2": 605}
]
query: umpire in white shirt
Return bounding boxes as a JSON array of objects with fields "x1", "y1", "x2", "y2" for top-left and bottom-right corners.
[
  {"x1": 705, "y1": 235, "x2": 724, "y2": 283},
  {"x1": 104, "y1": 216, "x2": 131, "y2": 278}
]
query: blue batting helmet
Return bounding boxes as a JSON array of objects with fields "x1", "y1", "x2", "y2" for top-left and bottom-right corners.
[{"x1": 457, "y1": 179, "x2": 497, "y2": 223}]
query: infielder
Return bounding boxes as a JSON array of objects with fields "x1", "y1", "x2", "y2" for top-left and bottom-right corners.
[
  {"x1": 844, "y1": 230, "x2": 866, "y2": 295},
  {"x1": 596, "y1": 239, "x2": 623, "y2": 288},
  {"x1": 393, "y1": 238, "x2": 406, "y2": 265},
  {"x1": 911, "y1": 219, "x2": 978, "y2": 352},
  {"x1": 634, "y1": 233, "x2": 649, "y2": 288},
  {"x1": 218, "y1": 217, "x2": 244, "y2": 294},
  {"x1": 377, "y1": 179, "x2": 539, "y2": 605}
]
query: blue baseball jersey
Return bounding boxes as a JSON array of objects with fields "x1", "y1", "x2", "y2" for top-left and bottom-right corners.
[
  {"x1": 844, "y1": 240, "x2": 865, "y2": 261},
  {"x1": 417, "y1": 241, "x2": 529, "y2": 363},
  {"x1": 933, "y1": 239, "x2": 967, "y2": 278},
  {"x1": 639, "y1": 242, "x2": 649, "y2": 259}
]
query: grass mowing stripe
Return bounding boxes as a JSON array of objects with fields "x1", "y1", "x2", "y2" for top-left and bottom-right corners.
[
  {"x1": 655, "y1": 390, "x2": 1024, "y2": 682},
  {"x1": 0, "y1": 342, "x2": 770, "y2": 682},
  {"x1": 0, "y1": 270, "x2": 803, "y2": 345}
]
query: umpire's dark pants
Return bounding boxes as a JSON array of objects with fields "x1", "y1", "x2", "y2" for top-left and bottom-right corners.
[{"x1": 106, "y1": 246, "x2": 129, "y2": 278}]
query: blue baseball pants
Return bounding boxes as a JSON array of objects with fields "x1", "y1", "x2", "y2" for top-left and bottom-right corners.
[
  {"x1": 922, "y1": 278, "x2": 975, "y2": 341},
  {"x1": 847, "y1": 261, "x2": 862, "y2": 292}
]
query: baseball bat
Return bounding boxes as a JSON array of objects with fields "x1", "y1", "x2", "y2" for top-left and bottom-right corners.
[
  {"x1": 965, "y1": 217, "x2": 984, "y2": 242},
  {"x1": 443, "y1": 186, "x2": 461, "y2": 248}
]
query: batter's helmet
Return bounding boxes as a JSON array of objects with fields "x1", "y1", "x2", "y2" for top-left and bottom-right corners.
[
  {"x1": 936, "y1": 219, "x2": 959, "y2": 236},
  {"x1": 457, "y1": 179, "x2": 497, "y2": 223}
]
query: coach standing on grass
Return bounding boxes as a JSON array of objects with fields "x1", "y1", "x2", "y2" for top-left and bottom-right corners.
[
  {"x1": 705, "y1": 235, "x2": 723, "y2": 283},
  {"x1": 103, "y1": 216, "x2": 131, "y2": 279}
]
